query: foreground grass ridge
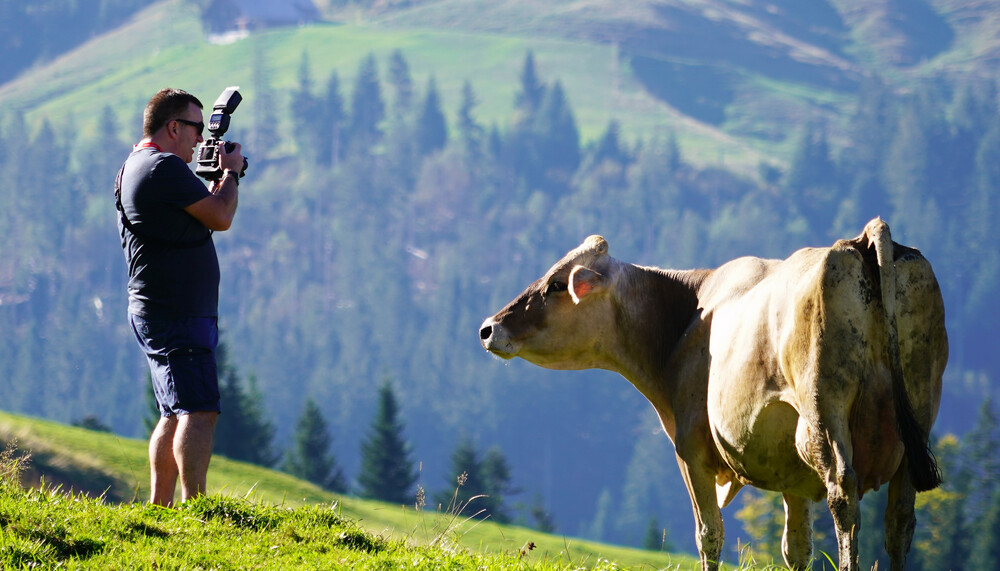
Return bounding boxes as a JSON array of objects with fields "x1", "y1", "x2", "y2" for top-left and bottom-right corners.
[
  {"x1": 0, "y1": 412, "x2": 705, "y2": 569},
  {"x1": 3, "y1": 444, "x2": 714, "y2": 570}
]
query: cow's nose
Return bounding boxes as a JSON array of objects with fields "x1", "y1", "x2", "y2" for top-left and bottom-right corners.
[{"x1": 479, "y1": 323, "x2": 493, "y2": 342}]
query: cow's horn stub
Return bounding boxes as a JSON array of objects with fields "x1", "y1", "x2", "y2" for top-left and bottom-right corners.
[{"x1": 583, "y1": 235, "x2": 608, "y2": 255}]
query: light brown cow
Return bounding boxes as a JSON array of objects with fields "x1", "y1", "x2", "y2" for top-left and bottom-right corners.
[{"x1": 479, "y1": 218, "x2": 946, "y2": 571}]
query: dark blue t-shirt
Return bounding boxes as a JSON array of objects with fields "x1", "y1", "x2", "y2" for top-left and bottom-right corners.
[{"x1": 118, "y1": 146, "x2": 219, "y2": 318}]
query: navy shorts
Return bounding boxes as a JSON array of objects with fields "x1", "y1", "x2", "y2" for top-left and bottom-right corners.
[{"x1": 130, "y1": 313, "x2": 221, "y2": 416}]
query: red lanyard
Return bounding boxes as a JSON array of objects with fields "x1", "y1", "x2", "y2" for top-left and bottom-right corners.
[{"x1": 135, "y1": 141, "x2": 163, "y2": 151}]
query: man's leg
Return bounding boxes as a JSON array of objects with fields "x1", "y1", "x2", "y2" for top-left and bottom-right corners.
[
  {"x1": 149, "y1": 415, "x2": 179, "y2": 506},
  {"x1": 175, "y1": 411, "x2": 219, "y2": 502}
]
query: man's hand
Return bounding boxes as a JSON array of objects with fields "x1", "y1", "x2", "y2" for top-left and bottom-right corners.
[
  {"x1": 218, "y1": 141, "x2": 244, "y2": 174},
  {"x1": 186, "y1": 142, "x2": 242, "y2": 231}
]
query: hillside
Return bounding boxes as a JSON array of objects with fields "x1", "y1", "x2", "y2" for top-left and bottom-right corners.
[
  {"x1": 5, "y1": 0, "x2": 999, "y2": 163},
  {"x1": 0, "y1": 411, "x2": 699, "y2": 569},
  {"x1": 335, "y1": 0, "x2": 1000, "y2": 153}
]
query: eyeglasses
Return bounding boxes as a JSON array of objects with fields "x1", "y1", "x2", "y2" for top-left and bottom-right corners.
[{"x1": 173, "y1": 118, "x2": 204, "y2": 137}]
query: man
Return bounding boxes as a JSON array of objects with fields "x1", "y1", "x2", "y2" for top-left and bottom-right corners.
[{"x1": 117, "y1": 88, "x2": 244, "y2": 506}]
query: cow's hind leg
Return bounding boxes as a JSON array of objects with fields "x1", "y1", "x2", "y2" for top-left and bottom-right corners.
[
  {"x1": 782, "y1": 493, "x2": 813, "y2": 570},
  {"x1": 798, "y1": 418, "x2": 860, "y2": 571},
  {"x1": 823, "y1": 438, "x2": 859, "y2": 571},
  {"x1": 884, "y1": 460, "x2": 916, "y2": 571}
]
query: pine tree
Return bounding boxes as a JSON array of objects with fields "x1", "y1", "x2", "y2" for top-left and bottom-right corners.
[
  {"x1": 436, "y1": 437, "x2": 516, "y2": 523},
  {"x1": 643, "y1": 516, "x2": 671, "y2": 551},
  {"x1": 958, "y1": 398, "x2": 1000, "y2": 564},
  {"x1": 514, "y1": 50, "x2": 545, "y2": 118},
  {"x1": 783, "y1": 121, "x2": 838, "y2": 238},
  {"x1": 436, "y1": 436, "x2": 486, "y2": 515},
  {"x1": 416, "y1": 75, "x2": 447, "y2": 157},
  {"x1": 528, "y1": 493, "x2": 557, "y2": 533},
  {"x1": 481, "y1": 446, "x2": 515, "y2": 523},
  {"x1": 348, "y1": 53, "x2": 385, "y2": 151},
  {"x1": 881, "y1": 101, "x2": 939, "y2": 245},
  {"x1": 357, "y1": 380, "x2": 417, "y2": 504},
  {"x1": 291, "y1": 51, "x2": 323, "y2": 164},
  {"x1": 386, "y1": 49, "x2": 414, "y2": 119},
  {"x1": 436, "y1": 438, "x2": 515, "y2": 523},
  {"x1": 213, "y1": 343, "x2": 279, "y2": 467},
  {"x1": 533, "y1": 80, "x2": 580, "y2": 191},
  {"x1": 456, "y1": 80, "x2": 484, "y2": 161},
  {"x1": 250, "y1": 40, "x2": 280, "y2": 159},
  {"x1": 319, "y1": 70, "x2": 346, "y2": 167},
  {"x1": 283, "y1": 398, "x2": 347, "y2": 493}
]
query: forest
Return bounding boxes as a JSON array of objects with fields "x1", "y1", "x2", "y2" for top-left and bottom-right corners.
[{"x1": 1, "y1": 0, "x2": 1000, "y2": 565}]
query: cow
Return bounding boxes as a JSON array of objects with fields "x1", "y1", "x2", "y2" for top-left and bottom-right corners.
[{"x1": 479, "y1": 218, "x2": 946, "y2": 571}]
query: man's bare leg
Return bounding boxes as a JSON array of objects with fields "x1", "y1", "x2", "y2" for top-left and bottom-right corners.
[
  {"x1": 149, "y1": 416, "x2": 179, "y2": 506},
  {"x1": 175, "y1": 411, "x2": 219, "y2": 502}
]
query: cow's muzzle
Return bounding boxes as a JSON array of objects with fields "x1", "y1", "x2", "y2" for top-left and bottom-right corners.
[{"x1": 479, "y1": 318, "x2": 515, "y2": 358}]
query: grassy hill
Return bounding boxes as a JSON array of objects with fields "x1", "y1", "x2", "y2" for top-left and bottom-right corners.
[
  {"x1": 3, "y1": 0, "x2": 998, "y2": 176},
  {"x1": 0, "y1": 410, "x2": 703, "y2": 569},
  {"x1": 0, "y1": 0, "x2": 832, "y2": 176}
]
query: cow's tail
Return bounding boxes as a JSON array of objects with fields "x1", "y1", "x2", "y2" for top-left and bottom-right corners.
[{"x1": 865, "y1": 218, "x2": 942, "y2": 492}]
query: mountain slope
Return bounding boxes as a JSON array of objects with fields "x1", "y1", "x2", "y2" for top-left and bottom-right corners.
[{"x1": 5, "y1": 0, "x2": 999, "y2": 169}]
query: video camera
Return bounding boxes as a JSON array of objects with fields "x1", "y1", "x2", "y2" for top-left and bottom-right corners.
[{"x1": 195, "y1": 86, "x2": 249, "y2": 181}]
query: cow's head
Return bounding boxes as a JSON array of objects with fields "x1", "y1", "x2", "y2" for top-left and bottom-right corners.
[{"x1": 479, "y1": 235, "x2": 622, "y2": 370}]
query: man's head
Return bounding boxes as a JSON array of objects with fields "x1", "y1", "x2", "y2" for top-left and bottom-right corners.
[{"x1": 143, "y1": 88, "x2": 205, "y2": 163}]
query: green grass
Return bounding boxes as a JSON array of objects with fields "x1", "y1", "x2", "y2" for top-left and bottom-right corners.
[{"x1": 0, "y1": 411, "x2": 711, "y2": 569}]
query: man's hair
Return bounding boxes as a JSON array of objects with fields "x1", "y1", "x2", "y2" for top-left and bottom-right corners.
[{"x1": 143, "y1": 88, "x2": 203, "y2": 138}]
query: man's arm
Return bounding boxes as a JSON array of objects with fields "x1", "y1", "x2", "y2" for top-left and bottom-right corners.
[{"x1": 184, "y1": 143, "x2": 243, "y2": 231}]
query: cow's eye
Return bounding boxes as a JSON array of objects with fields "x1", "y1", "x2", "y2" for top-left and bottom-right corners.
[{"x1": 545, "y1": 281, "x2": 568, "y2": 295}]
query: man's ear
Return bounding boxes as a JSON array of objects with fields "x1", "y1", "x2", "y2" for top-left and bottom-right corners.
[{"x1": 569, "y1": 266, "x2": 604, "y2": 304}]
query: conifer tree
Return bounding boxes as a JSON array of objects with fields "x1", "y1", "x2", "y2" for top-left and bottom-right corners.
[
  {"x1": 435, "y1": 438, "x2": 515, "y2": 523},
  {"x1": 348, "y1": 53, "x2": 385, "y2": 151},
  {"x1": 283, "y1": 398, "x2": 347, "y2": 492},
  {"x1": 291, "y1": 51, "x2": 324, "y2": 164},
  {"x1": 643, "y1": 516, "x2": 671, "y2": 551},
  {"x1": 436, "y1": 436, "x2": 485, "y2": 513},
  {"x1": 416, "y1": 75, "x2": 447, "y2": 157},
  {"x1": 357, "y1": 380, "x2": 417, "y2": 504},
  {"x1": 250, "y1": 41, "x2": 280, "y2": 159},
  {"x1": 533, "y1": 80, "x2": 580, "y2": 190},
  {"x1": 957, "y1": 398, "x2": 1000, "y2": 565},
  {"x1": 514, "y1": 50, "x2": 545, "y2": 118},
  {"x1": 457, "y1": 80, "x2": 484, "y2": 161},
  {"x1": 387, "y1": 49, "x2": 414, "y2": 119},
  {"x1": 213, "y1": 343, "x2": 279, "y2": 467},
  {"x1": 481, "y1": 446, "x2": 515, "y2": 523},
  {"x1": 783, "y1": 121, "x2": 838, "y2": 238},
  {"x1": 319, "y1": 70, "x2": 346, "y2": 167},
  {"x1": 528, "y1": 493, "x2": 557, "y2": 533}
]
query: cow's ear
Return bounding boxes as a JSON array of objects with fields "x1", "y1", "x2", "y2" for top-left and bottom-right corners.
[{"x1": 569, "y1": 266, "x2": 604, "y2": 304}]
